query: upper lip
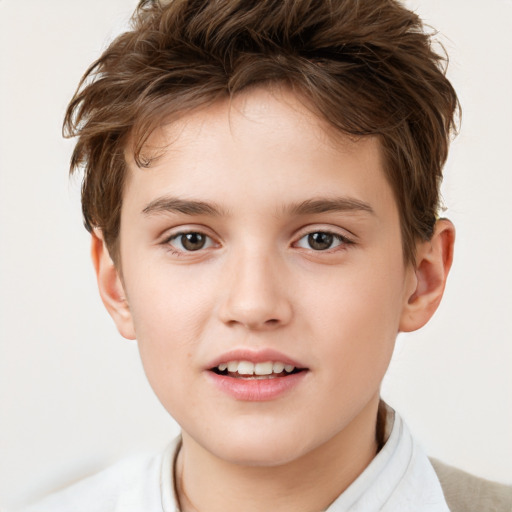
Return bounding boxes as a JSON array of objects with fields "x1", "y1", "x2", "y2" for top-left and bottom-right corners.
[{"x1": 205, "y1": 348, "x2": 307, "y2": 370}]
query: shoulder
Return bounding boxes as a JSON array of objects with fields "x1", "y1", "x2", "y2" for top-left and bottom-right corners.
[
  {"x1": 21, "y1": 450, "x2": 167, "y2": 512},
  {"x1": 430, "y1": 458, "x2": 512, "y2": 512}
]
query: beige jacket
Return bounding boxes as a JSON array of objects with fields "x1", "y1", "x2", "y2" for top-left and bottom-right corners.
[{"x1": 431, "y1": 458, "x2": 512, "y2": 512}]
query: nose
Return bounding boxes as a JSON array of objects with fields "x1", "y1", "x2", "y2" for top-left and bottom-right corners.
[{"x1": 218, "y1": 249, "x2": 293, "y2": 331}]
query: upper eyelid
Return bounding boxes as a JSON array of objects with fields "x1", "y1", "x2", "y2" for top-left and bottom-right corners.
[
  {"x1": 292, "y1": 225, "x2": 356, "y2": 242},
  {"x1": 161, "y1": 225, "x2": 219, "y2": 242}
]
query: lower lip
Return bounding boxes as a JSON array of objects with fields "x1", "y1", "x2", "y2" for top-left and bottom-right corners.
[{"x1": 206, "y1": 371, "x2": 308, "y2": 401}]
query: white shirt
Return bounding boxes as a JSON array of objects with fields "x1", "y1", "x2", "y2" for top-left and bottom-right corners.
[{"x1": 21, "y1": 407, "x2": 449, "y2": 512}]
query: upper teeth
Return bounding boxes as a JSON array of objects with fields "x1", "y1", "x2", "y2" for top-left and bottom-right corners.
[{"x1": 217, "y1": 361, "x2": 295, "y2": 375}]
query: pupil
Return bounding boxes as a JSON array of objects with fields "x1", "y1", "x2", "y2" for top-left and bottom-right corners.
[
  {"x1": 182, "y1": 233, "x2": 206, "y2": 251},
  {"x1": 308, "y1": 232, "x2": 333, "y2": 250}
]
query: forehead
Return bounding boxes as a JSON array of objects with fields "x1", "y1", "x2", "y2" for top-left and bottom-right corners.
[
  {"x1": 122, "y1": 87, "x2": 394, "y2": 220},
  {"x1": 131, "y1": 87, "x2": 362, "y2": 161}
]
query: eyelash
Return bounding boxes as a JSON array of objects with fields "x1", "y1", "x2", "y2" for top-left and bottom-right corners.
[{"x1": 162, "y1": 228, "x2": 354, "y2": 255}]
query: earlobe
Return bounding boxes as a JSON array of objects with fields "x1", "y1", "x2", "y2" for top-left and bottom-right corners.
[
  {"x1": 91, "y1": 230, "x2": 136, "y2": 340},
  {"x1": 399, "y1": 219, "x2": 455, "y2": 332}
]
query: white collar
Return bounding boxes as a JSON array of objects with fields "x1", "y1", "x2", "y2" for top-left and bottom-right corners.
[{"x1": 325, "y1": 404, "x2": 449, "y2": 511}]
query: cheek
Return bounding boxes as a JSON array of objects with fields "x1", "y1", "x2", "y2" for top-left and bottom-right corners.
[
  {"x1": 304, "y1": 259, "x2": 405, "y2": 376},
  {"x1": 126, "y1": 260, "x2": 215, "y2": 335},
  {"x1": 123, "y1": 265, "x2": 216, "y2": 390}
]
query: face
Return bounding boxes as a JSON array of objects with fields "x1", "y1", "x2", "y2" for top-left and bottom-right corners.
[{"x1": 113, "y1": 87, "x2": 418, "y2": 466}]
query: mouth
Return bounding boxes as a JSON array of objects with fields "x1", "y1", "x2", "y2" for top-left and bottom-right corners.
[
  {"x1": 205, "y1": 350, "x2": 309, "y2": 400},
  {"x1": 209, "y1": 360, "x2": 306, "y2": 380}
]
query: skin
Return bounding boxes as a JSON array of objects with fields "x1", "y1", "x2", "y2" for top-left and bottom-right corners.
[{"x1": 92, "y1": 87, "x2": 454, "y2": 512}]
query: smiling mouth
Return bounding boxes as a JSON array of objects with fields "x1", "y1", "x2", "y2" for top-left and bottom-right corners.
[{"x1": 210, "y1": 360, "x2": 306, "y2": 379}]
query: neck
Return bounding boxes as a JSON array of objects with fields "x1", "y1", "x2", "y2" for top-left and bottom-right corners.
[{"x1": 176, "y1": 397, "x2": 380, "y2": 512}]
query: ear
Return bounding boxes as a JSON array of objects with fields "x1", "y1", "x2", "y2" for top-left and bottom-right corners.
[
  {"x1": 91, "y1": 230, "x2": 136, "y2": 340},
  {"x1": 399, "y1": 219, "x2": 455, "y2": 332}
]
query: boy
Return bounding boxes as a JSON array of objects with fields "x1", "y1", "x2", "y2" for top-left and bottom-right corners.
[{"x1": 21, "y1": 0, "x2": 511, "y2": 511}]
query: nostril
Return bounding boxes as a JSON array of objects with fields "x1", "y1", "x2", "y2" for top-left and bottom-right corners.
[{"x1": 218, "y1": 290, "x2": 293, "y2": 329}]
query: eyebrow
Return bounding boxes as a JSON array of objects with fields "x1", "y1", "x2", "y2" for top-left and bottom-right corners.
[
  {"x1": 142, "y1": 195, "x2": 374, "y2": 217},
  {"x1": 286, "y1": 197, "x2": 375, "y2": 216},
  {"x1": 142, "y1": 197, "x2": 227, "y2": 216}
]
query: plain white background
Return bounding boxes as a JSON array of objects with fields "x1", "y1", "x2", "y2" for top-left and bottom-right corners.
[{"x1": 0, "y1": 0, "x2": 511, "y2": 508}]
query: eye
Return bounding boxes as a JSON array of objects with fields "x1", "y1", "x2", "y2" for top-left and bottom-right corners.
[
  {"x1": 167, "y1": 232, "x2": 215, "y2": 252},
  {"x1": 295, "y1": 231, "x2": 349, "y2": 251}
]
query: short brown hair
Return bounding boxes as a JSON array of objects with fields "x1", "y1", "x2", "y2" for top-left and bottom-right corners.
[{"x1": 64, "y1": 0, "x2": 459, "y2": 265}]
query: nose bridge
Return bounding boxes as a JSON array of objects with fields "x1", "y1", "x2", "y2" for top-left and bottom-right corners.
[{"x1": 219, "y1": 242, "x2": 292, "y2": 329}]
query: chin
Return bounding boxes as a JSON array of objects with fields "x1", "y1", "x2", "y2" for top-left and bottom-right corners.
[
  {"x1": 201, "y1": 425, "x2": 319, "y2": 467},
  {"x1": 217, "y1": 444, "x2": 306, "y2": 467}
]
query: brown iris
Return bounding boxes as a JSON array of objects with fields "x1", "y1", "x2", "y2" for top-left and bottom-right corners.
[
  {"x1": 308, "y1": 232, "x2": 334, "y2": 250},
  {"x1": 180, "y1": 233, "x2": 207, "y2": 251}
]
